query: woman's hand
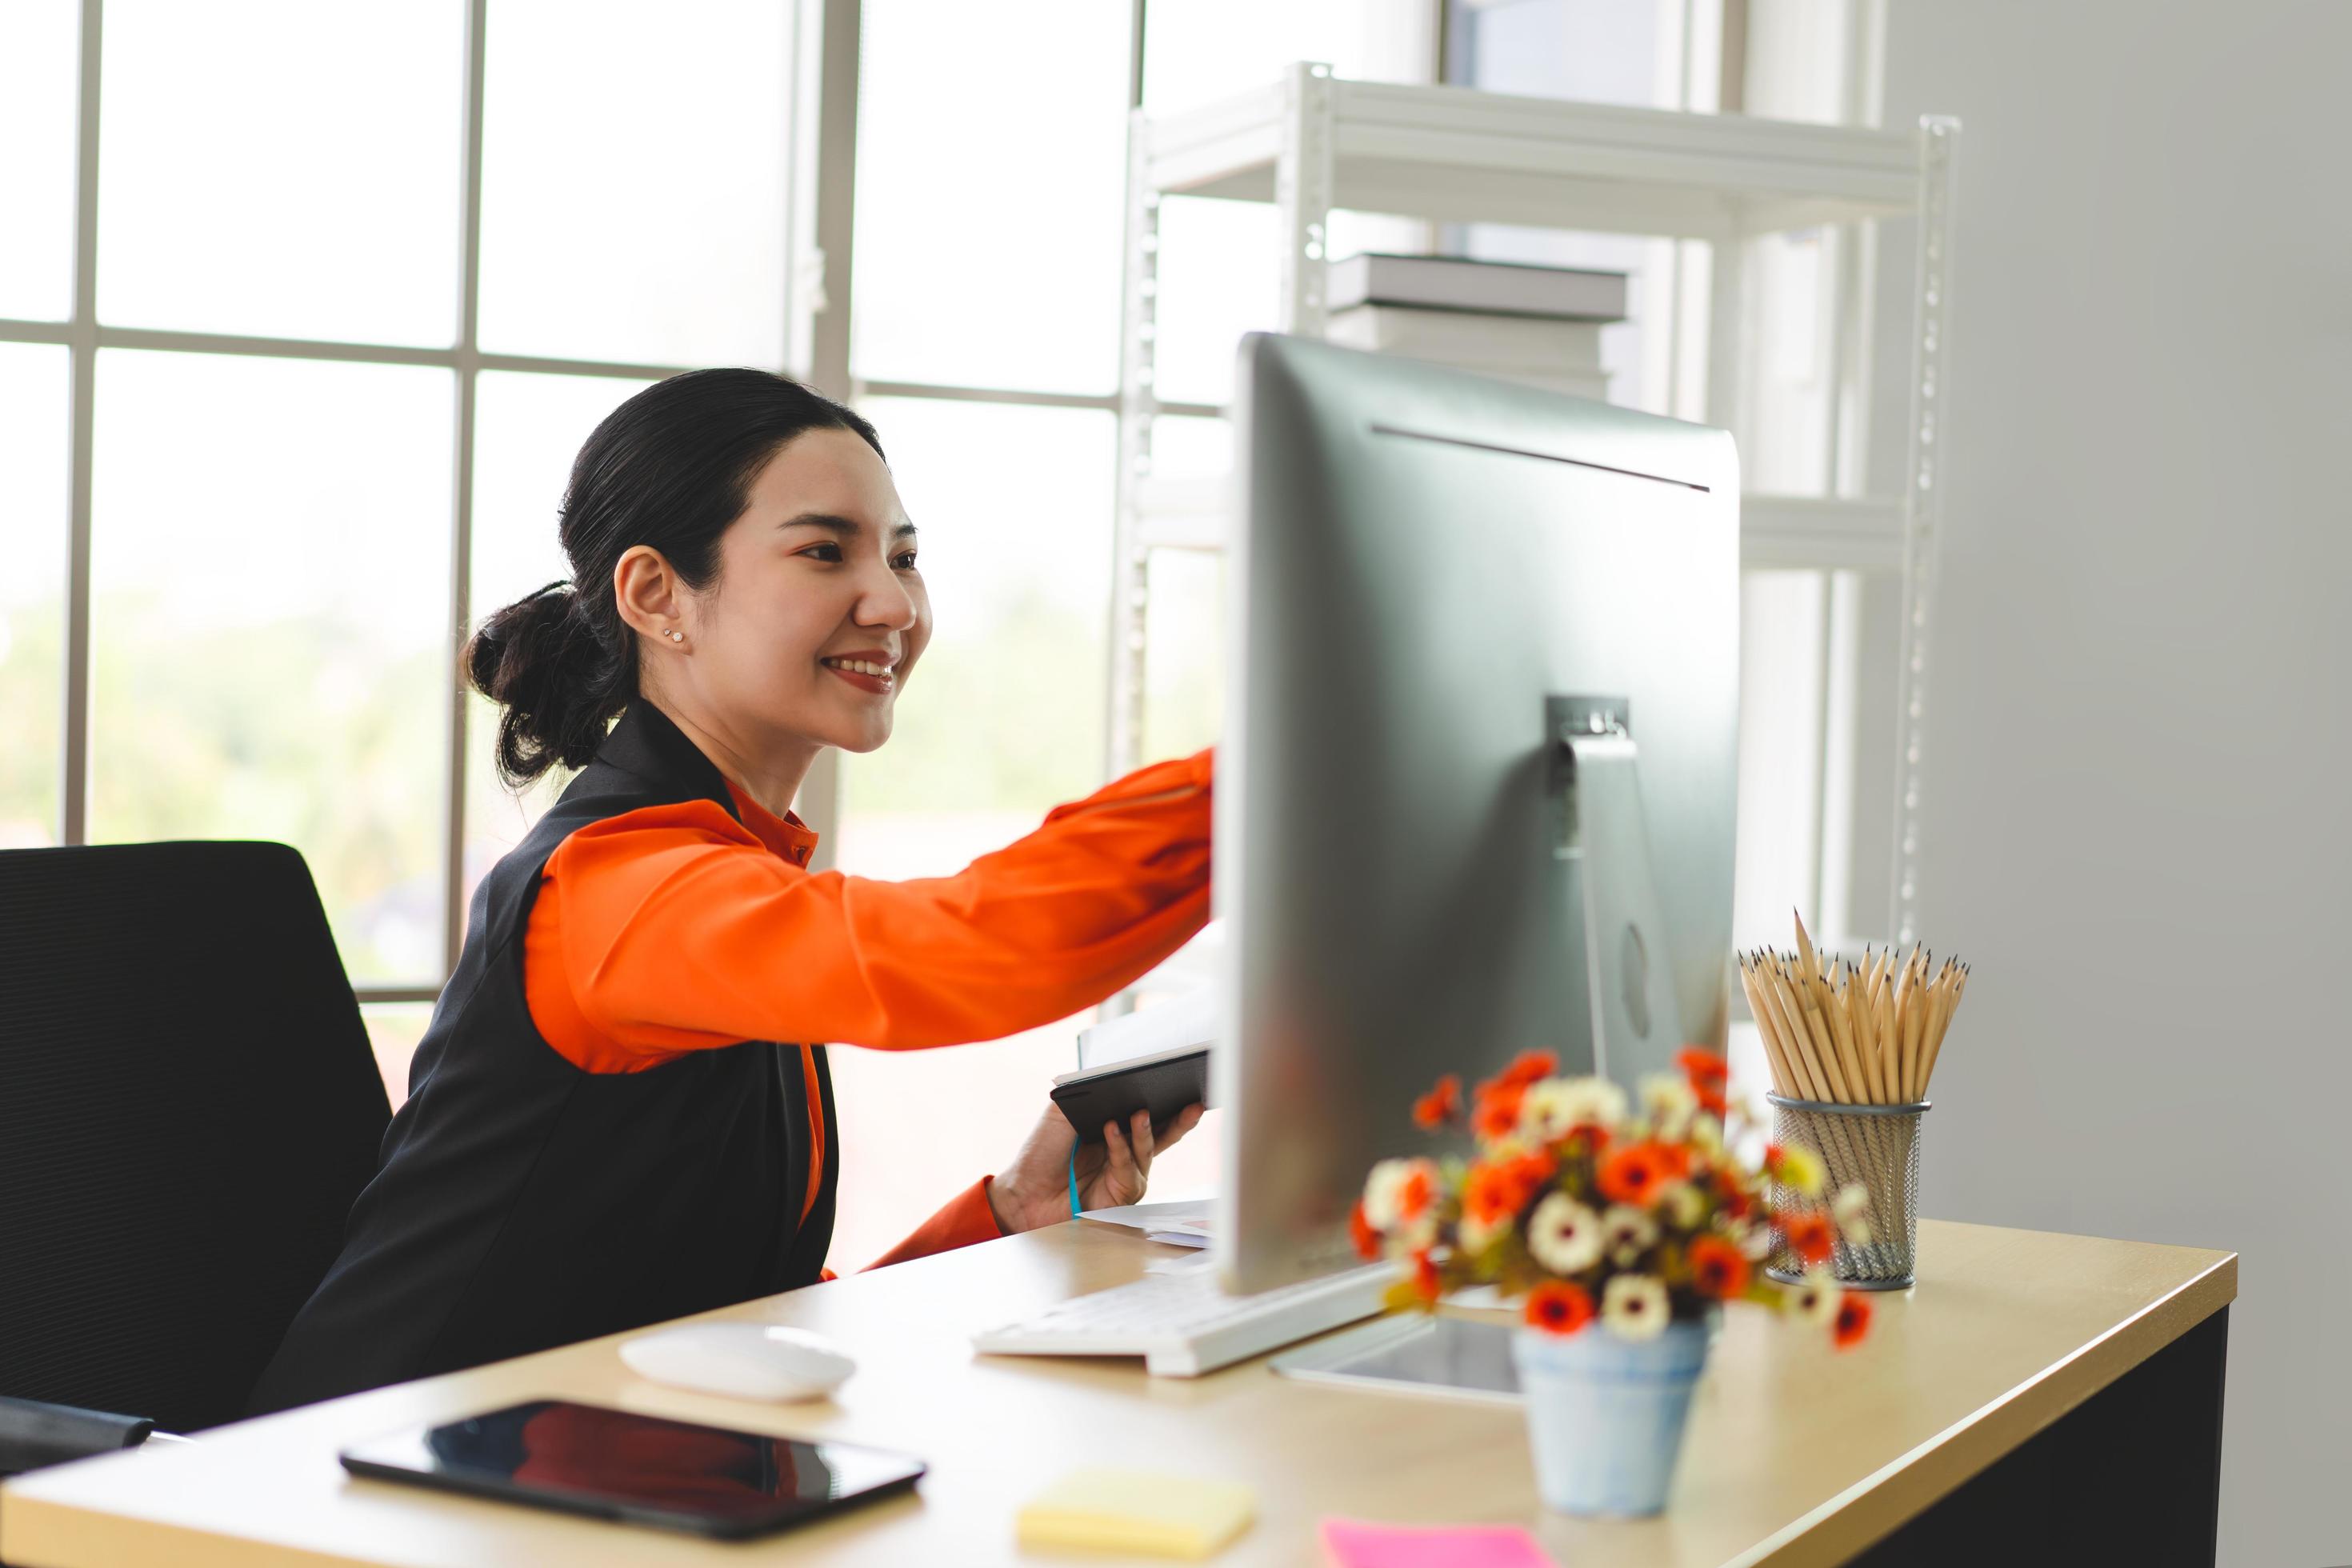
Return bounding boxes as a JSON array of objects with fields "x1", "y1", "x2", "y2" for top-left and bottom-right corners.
[{"x1": 986, "y1": 1102, "x2": 1206, "y2": 1234}]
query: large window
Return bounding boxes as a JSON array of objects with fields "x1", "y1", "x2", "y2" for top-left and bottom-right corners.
[{"x1": 2, "y1": 0, "x2": 808, "y2": 1090}]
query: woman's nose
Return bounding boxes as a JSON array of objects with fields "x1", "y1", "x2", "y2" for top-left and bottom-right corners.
[{"x1": 854, "y1": 564, "x2": 919, "y2": 630}]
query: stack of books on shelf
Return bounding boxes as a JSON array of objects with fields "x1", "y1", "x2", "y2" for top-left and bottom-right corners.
[{"x1": 1323, "y1": 253, "x2": 1626, "y2": 403}]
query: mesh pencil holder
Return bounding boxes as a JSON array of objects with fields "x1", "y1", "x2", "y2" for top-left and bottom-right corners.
[{"x1": 1765, "y1": 1094, "x2": 1929, "y2": 1291}]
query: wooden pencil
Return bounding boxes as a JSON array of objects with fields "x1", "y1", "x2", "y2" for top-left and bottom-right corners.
[
  {"x1": 1902, "y1": 958, "x2": 1929, "y2": 1102},
  {"x1": 1876, "y1": 978, "x2": 1898, "y2": 1102},
  {"x1": 1792, "y1": 910, "x2": 1821, "y2": 985},
  {"x1": 1828, "y1": 962, "x2": 1879, "y2": 1103},
  {"x1": 1747, "y1": 953, "x2": 1812, "y2": 1098},
  {"x1": 1739, "y1": 955, "x2": 1796, "y2": 1098},
  {"x1": 1892, "y1": 947, "x2": 1921, "y2": 1100},
  {"x1": 1769, "y1": 958, "x2": 1838, "y2": 1102},
  {"x1": 1793, "y1": 968, "x2": 1854, "y2": 1104},
  {"x1": 1850, "y1": 958, "x2": 1879, "y2": 1097},
  {"x1": 1918, "y1": 959, "x2": 1960, "y2": 1095},
  {"x1": 1853, "y1": 960, "x2": 1890, "y2": 1104}
]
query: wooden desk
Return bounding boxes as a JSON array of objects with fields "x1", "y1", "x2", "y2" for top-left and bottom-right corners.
[{"x1": 0, "y1": 1218, "x2": 2234, "y2": 1568}]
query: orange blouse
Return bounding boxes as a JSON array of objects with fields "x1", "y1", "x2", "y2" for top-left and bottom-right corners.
[{"x1": 518, "y1": 748, "x2": 1214, "y2": 1269}]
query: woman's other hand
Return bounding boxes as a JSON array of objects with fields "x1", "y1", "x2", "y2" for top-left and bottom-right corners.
[{"x1": 987, "y1": 1102, "x2": 1206, "y2": 1234}]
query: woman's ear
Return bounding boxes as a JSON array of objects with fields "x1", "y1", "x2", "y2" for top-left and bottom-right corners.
[{"x1": 613, "y1": 545, "x2": 684, "y2": 643}]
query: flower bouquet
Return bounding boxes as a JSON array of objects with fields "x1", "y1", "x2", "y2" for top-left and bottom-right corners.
[{"x1": 1352, "y1": 1046, "x2": 1874, "y2": 1517}]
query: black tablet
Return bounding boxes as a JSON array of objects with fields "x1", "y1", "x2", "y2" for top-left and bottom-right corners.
[
  {"x1": 339, "y1": 1399, "x2": 925, "y2": 1541},
  {"x1": 1049, "y1": 1043, "x2": 1210, "y2": 1146}
]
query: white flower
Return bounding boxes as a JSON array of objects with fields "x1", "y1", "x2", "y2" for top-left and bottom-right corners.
[
  {"x1": 1832, "y1": 1183, "x2": 1874, "y2": 1246},
  {"x1": 1362, "y1": 1158, "x2": 1434, "y2": 1232},
  {"x1": 1518, "y1": 1076, "x2": 1626, "y2": 1142},
  {"x1": 1602, "y1": 1274, "x2": 1670, "y2": 1341},
  {"x1": 1602, "y1": 1204, "x2": 1659, "y2": 1267},
  {"x1": 1526, "y1": 1193, "x2": 1604, "y2": 1274},
  {"x1": 1659, "y1": 1181, "x2": 1706, "y2": 1231},
  {"x1": 1638, "y1": 1074, "x2": 1698, "y2": 1137},
  {"x1": 1786, "y1": 1267, "x2": 1840, "y2": 1327},
  {"x1": 1689, "y1": 1112, "x2": 1725, "y2": 1156}
]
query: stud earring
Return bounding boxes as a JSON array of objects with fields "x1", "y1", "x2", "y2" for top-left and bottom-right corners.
[{"x1": 666, "y1": 629, "x2": 684, "y2": 643}]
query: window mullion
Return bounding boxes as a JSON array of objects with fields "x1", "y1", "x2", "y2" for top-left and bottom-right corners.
[
  {"x1": 441, "y1": 0, "x2": 491, "y2": 985},
  {"x1": 790, "y1": 0, "x2": 863, "y2": 869},
  {"x1": 60, "y1": 0, "x2": 105, "y2": 847}
]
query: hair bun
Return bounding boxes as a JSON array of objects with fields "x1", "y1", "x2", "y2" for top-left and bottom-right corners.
[{"x1": 463, "y1": 580, "x2": 626, "y2": 785}]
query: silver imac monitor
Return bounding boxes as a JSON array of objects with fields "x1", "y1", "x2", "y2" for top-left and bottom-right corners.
[{"x1": 1212, "y1": 331, "x2": 1740, "y2": 1294}]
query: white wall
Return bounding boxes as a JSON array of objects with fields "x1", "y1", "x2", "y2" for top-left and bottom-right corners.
[{"x1": 1871, "y1": 4, "x2": 2352, "y2": 1562}]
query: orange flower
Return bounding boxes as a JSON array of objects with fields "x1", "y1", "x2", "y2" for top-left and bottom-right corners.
[
  {"x1": 1396, "y1": 1165, "x2": 1434, "y2": 1224},
  {"x1": 1471, "y1": 1082, "x2": 1526, "y2": 1142},
  {"x1": 1782, "y1": 1210, "x2": 1835, "y2": 1265},
  {"x1": 1499, "y1": 1049, "x2": 1560, "y2": 1090},
  {"x1": 1410, "y1": 1249, "x2": 1442, "y2": 1306},
  {"x1": 1651, "y1": 1141, "x2": 1693, "y2": 1181},
  {"x1": 1349, "y1": 1199, "x2": 1380, "y2": 1260},
  {"x1": 1832, "y1": 1290, "x2": 1874, "y2": 1350},
  {"x1": 1713, "y1": 1168, "x2": 1752, "y2": 1221},
  {"x1": 1598, "y1": 1143, "x2": 1670, "y2": 1207},
  {"x1": 1678, "y1": 1046, "x2": 1726, "y2": 1082},
  {"x1": 1462, "y1": 1161, "x2": 1518, "y2": 1228},
  {"x1": 1412, "y1": 1073, "x2": 1462, "y2": 1129},
  {"x1": 1687, "y1": 1234, "x2": 1750, "y2": 1299},
  {"x1": 1678, "y1": 1046, "x2": 1729, "y2": 1112},
  {"x1": 1504, "y1": 1149, "x2": 1558, "y2": 1202},
  {"x1": 1462, "y1": 1147, "x2": 1558, "y2": 1230},
  {"x1": 1524, "y1": 1278, "x2": 1595, "y2": 1336}
]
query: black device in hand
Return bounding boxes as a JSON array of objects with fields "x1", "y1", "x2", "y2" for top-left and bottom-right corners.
[
  {"x1": 1048, "y1": 1043, "x2": 1210, "y2": 1146},
  {"x1": 339, "y1": 1400, "x2": 925, "y2": 1541}
]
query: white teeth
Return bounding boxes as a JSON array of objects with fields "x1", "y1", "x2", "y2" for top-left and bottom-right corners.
[{"x1": 824, "y1": 658, "x2": 894, "y2": 678}]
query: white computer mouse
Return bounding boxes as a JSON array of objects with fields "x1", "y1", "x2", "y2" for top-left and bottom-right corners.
[{"x1": 618, "y1": 1322, "x2": 856, "y2": 1402}]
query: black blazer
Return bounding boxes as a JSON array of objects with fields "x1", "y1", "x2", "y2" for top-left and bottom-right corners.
[{"x1": 248, "y1": 702, "x2": 837, "y2": 1414}]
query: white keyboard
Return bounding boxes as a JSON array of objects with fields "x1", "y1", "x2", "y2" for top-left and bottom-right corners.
[{"x1": 972, "y1": 1262, "x2": 1391, "y2": 1377}]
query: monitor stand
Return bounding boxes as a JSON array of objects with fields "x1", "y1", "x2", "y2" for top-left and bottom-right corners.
[
  {"x1": 1551, "y1": 695, "x2": 1686, "y2": 1083},
  {"x1": 1270, "y1": 698, "x2": 1683, "y2": 1402}
]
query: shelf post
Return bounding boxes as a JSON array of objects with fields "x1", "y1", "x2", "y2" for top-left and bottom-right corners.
[
  {"x1": 1890, "y1": 114, "x2": 1960, "y2": 945},
  {"x1": 1106, "y1": 104, "x2": 1162, "y2": 779},
  {"x1": 1273, "y1": 62, "x2": 1337, "y2": 335}
]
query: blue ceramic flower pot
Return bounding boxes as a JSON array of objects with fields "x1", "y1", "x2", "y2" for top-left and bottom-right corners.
[{"x1": 1511, "y1": 1318, "x2": 1711, "y2": 1517}]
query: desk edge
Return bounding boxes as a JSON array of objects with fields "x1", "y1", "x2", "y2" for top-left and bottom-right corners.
[{"x1": 1738, "y1": 1247, "x2": 2238, "y2": 1568}]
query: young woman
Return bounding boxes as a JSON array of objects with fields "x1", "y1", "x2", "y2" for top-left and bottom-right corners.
[{"x1": 248, "y1": 370, "x2": 1210, "y2": 1414}]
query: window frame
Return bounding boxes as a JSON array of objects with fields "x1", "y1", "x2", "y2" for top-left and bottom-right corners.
[{"x1": 0, "y1": 0, "x2": 824, "y2": 1001}]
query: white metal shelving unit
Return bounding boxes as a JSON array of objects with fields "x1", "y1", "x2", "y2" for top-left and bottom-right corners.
[{"x1": 1109, "y1": 63, "x2": 1958, "y2": 942}]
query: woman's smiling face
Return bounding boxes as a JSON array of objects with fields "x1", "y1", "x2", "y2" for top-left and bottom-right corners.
[{"x1": 644, "y1": 425, "x2": 931, "y2": 757}]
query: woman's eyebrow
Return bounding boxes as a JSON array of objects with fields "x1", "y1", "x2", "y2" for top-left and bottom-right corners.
[{"x1": 778, "y1": 511, "x2": 919, "y2": 539}]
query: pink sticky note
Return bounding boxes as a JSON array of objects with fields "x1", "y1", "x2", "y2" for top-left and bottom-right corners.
[{"x1": 1320, "y1": 1518, "x2": 1556, "y2": 1568}]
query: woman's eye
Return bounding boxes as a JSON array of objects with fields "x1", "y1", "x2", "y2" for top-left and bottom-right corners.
[
  {"x1": 893, "y1": 551, "x2": 919, "y2": 570},
  {"x1": 799, "y1": 542, "x2": 844, "y2": 562}
]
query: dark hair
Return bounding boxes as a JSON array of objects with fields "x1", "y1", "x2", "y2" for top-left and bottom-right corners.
[{"x1": 464, "y1": 368, "x2": 886, "y2": 786}]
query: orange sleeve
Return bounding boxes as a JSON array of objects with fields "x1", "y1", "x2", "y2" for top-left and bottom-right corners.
[
  {"x1": 523, "y1": 749, "x2": 1212, "y2": 1070},
  {"x1": 862, "y1": 1177, "x2": 1006, "y2": 1270}
]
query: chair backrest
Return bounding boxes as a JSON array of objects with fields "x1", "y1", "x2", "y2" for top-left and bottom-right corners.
[{"x1": 0, "y1": 842, "x2": 393, "y2": 1433}]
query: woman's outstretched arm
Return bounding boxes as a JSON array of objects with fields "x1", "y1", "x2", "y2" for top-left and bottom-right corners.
[{"x1": 527, "y1": 749, "x2": 1213, "y2": 1069}]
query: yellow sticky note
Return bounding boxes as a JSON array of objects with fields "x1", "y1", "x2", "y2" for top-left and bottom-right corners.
[{"x1": 1016, "y1": 1467, "x2": 1256, "y2": 1560}]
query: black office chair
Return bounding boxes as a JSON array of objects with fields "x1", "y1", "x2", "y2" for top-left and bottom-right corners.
[{"x1": 0, "y1": 842, "x2": 393, "y2": 1474}]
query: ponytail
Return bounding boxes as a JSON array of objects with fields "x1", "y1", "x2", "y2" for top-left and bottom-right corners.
[{"x1": 462, "y1": 580, "x2": 632, "y2": 785}]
